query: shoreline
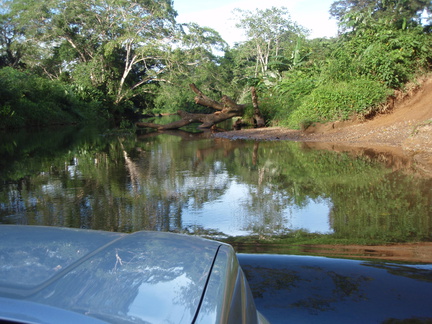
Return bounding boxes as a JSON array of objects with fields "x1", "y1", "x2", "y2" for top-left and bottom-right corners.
[
  {"x1": 213, "y1": 76, "x2": 432, "y2": 174},
  {"x1": 212, "y1": 123, "x2": 432, "y2": 176}
]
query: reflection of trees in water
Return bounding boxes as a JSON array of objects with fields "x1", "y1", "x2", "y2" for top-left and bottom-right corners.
[
  {"x1": 1, "y1": 128, "x2": 431, "y2": 243},
  {"x1": 0, "y1": 134, "x2": 231, "y2": 232},
  {"x1": 240, "y1": 183, "x2": 292, "y2": 235},
  {"x1": 329, "y1": 173, "x2": 432, "y2": 242},
  {"x1": 246, "y1": 142, "x2": 432, "y2": 241}
]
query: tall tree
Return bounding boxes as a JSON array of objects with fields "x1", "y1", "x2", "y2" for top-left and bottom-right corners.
[
  {"x1": 233, "y1": 7, "x2": 308, "y2": 77},
  {"x1": 7, "y1": 0, "x2": 180, "y2": 104},
  {"x1": 0, "y1": 14, "x2": 24, "y2": 68},
  {"x1": 149, "y1": 23, "x2": 231, "y2": 112},
  {"x1": 330, "y1": 0, "x2": 432, "y2": 33}
]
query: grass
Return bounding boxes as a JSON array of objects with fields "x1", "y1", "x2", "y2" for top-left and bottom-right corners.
[{"x1": 217, "y1": 229, "x2": 428, "y2": 252}]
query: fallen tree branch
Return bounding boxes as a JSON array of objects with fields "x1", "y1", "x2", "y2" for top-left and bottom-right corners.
[
  {"x1": 136, "y1": 84, "x2": 246, "y2": 130},
  {"x1": 189, "y1": 83, "x2": 225, "y2": 111}
]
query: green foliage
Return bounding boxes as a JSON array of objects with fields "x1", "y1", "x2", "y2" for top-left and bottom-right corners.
[
  {"x1": 285, "y1": 78, "x2": 391, "y2": 129},
  {"x1": 0, "y1": 13, "x2": 25, "y2": 68},
  {"x1": 256, "y1": 71, "x2": 318, "y2": 125},
  {"x1": 330, "y1": 0, "x2": 432, "y2": 34},
  {"x1": 153, "y1": 84, "x2": 193, "y2": 113},
  {"x1": 363, "y1": 29, "x2": 431, "y2": 87},
  {"x1": 152, "y1": 43, "x2": 237, "y2": 114},
  {"x1": 233, "y1": 7, "x2": 308, "y2": 77},
  {"x1": 325, "y1": 27, "x2": 432, "y2": 88},
  {"x1": 0, "y1": 67, "x2": 102, "y2": 128},
  {"x1": 275, "y1": 71, "x2": 317, "y2": 102},
  {"x1": 1, "y1": 0, "x2": 432, "y2": 128},
  {"x1": 267, "y1": 21, "x2": 431, "y2": 128},
  {"x1": 5, "y1": 0, "x2": 179, "y2": 106}
]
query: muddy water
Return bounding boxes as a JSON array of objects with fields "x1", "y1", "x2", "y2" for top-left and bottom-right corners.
[{"x1": 1, "y1": 126, "x2": 431, "y2": 260}]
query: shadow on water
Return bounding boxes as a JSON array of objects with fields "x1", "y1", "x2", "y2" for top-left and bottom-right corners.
[{"x1": 0, "y1": 126, "x2": 431, "y2": 255}]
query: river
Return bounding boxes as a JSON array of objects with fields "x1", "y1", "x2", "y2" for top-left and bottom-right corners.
[{"x1": 1, "y1": 124, "x2": 431, "y2": 249}]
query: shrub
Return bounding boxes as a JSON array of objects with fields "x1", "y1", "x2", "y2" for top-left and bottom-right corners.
[
  {"x1": 258, "y1": 72, "x2": 318, "y2": 126},
  {"x1": 0, "y1": 67, "x2": 102, "y2": 129},
  {"x1": 285, "y1": 78, "x2": 392, "y2": 129},
  {"x1": 324, "y1": 27, "x2": 432, "y2": 88}
]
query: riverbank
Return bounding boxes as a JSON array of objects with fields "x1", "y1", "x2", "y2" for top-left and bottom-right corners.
[
  {"x1": 214, "y1": 76, "x2": 432, "y2": 176},
  {"x1": 230, "y1": 241, "x2": 432, "y2": 263},
  {"x1": 214, "y1": 78, "x2": 432, "y2": 262}
]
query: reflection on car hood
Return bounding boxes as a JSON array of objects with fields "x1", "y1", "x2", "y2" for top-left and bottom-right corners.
[
  {"x1": 238, "y1": 253, "x2": 432, "y2": 323},
  {"x1": 0, "y1": 225, "x2": 224, "y2": 323}
]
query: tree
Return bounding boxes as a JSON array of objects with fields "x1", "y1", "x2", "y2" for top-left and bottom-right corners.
[
  {"x1": 4, "y1": 0, "x2": 230, "y2": 114},
  {"x1": 326, "y1": 0, "x2": 432, "y2": 88},
  {"x1": 233, "y1": 7, "x2": 308, "y2": 77},
  {"x1": 136, "y1": 83, "x2": 246, "y2": 130},
  {"x1": 150, "y1": 23, "x2": 230, "y2": 113},
  {"x1": 0, "y1": 14, "x2": 25, "y2": 68},
  {"x1": 7, "y1": 0, "x2": 180, "y2": 104},
  {"x1": 330, "y1": 0, "x2": 432, "y2": 33}
]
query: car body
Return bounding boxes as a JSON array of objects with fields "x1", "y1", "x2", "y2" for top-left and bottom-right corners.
[
  {"x1": 237, "y1": 254, "x2": 432, "y2": 323},
  {"x1": 0, "y1": 225, "x2": 269, "y2": 324}
]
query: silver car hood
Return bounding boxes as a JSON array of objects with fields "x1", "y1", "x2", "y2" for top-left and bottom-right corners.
[{"x1": 0, "y1": 225, "x2": 255, "y2": 323}]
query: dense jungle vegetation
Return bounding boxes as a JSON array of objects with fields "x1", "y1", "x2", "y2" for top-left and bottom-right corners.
[{"x1": 0, "y1": 0, "x2": 431, "y2": 129}]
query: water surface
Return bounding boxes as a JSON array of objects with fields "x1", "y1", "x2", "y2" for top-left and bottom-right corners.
[{"x1": 1, "y1": 126, "x2": 431, "y2": 244}]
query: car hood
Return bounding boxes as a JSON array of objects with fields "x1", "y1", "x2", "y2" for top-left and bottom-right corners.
[{"x1": 0, "y1": 225, "x2": 225, "y2": 323}]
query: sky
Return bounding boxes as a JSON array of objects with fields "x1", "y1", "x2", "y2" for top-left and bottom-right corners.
[{"x1": 174, "y1": 0, "x2": 339, "y2": 46}]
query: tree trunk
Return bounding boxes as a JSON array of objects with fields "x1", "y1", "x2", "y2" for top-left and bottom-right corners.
[
  {"x1": 136, "y1": 84, "x2": 246, "y2": 130},
  {"x1": 251, "y1": 87, "x2": 265, "y2": 128}
]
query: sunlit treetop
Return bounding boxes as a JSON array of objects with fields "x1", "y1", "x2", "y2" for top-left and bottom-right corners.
[{"x1": 330, "y1": 0, "x2": 432, "y2": 33}]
